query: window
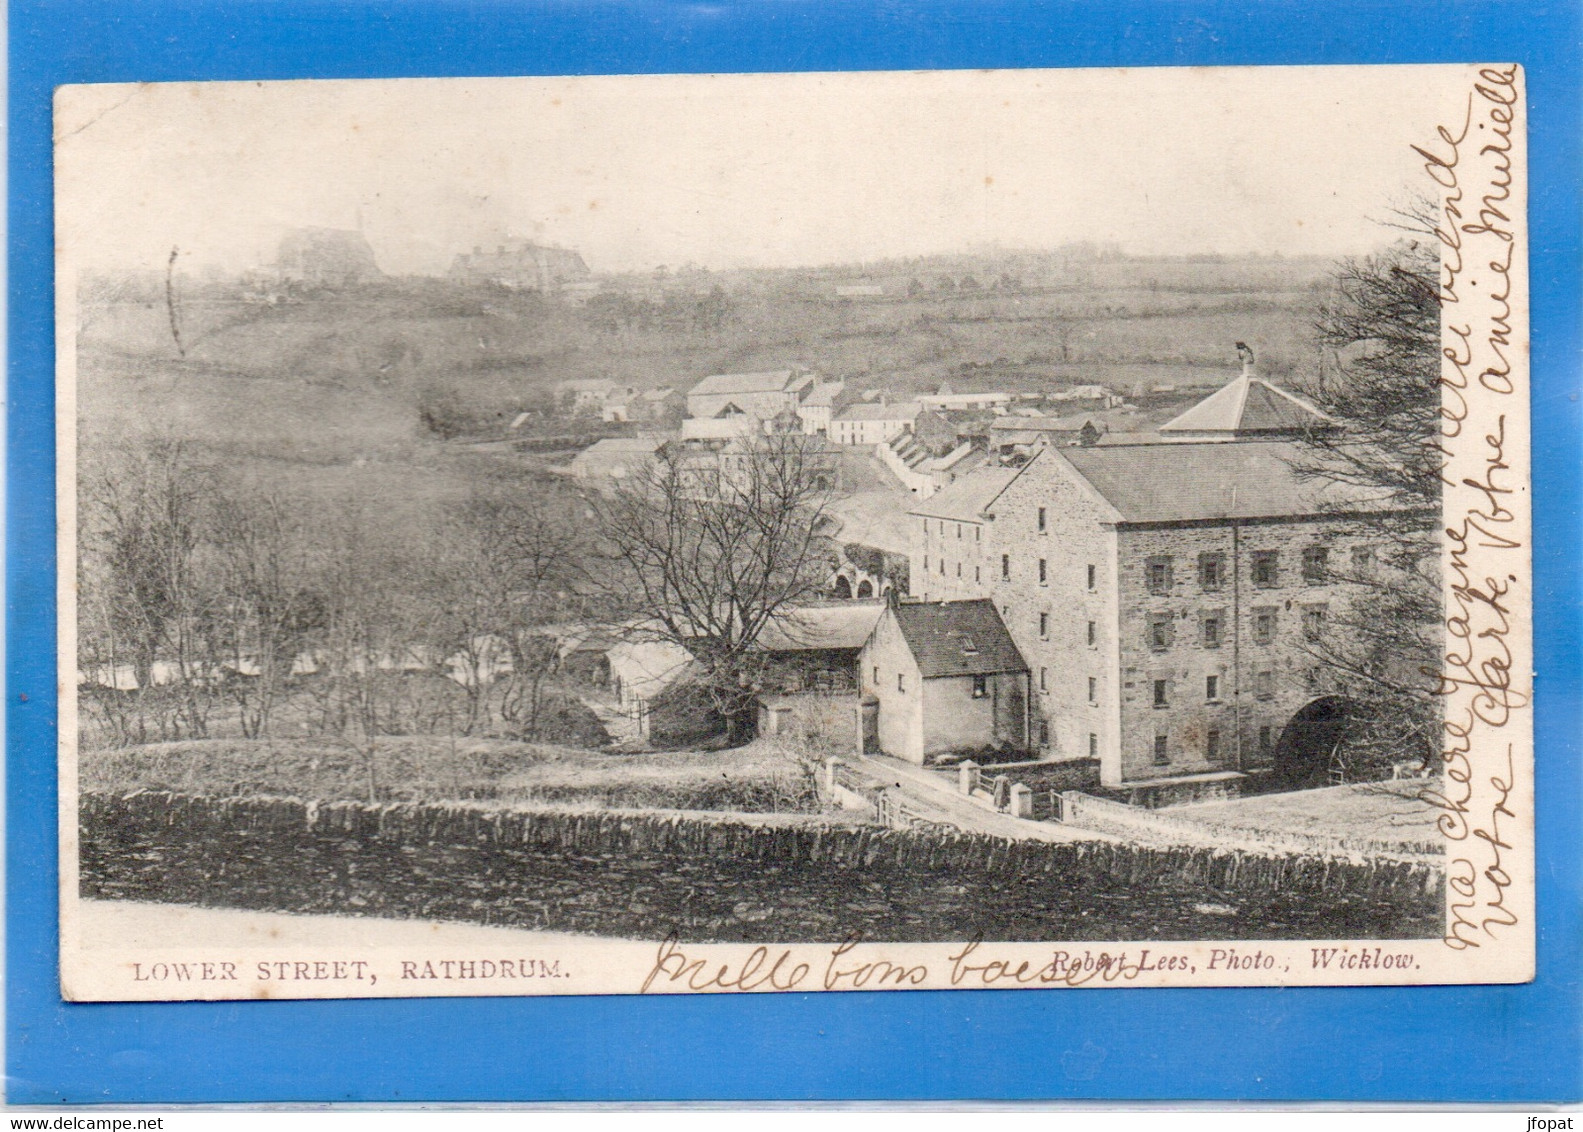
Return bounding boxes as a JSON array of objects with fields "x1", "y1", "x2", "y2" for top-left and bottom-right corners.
[
  {"x1": 956, "y1": 523, "x2": 962, "y2": 539},
  {"x1": 1254, "y1": 670, "x2": 1274, "y2": 701},
  {"x1": 1153, "y1": 734, "x2": 1170, "y2": 766},
  {"x1": 921, "y1": 519, "x2": 928, "y2": 536},
  {"x1": 939, "y1": 558, "x2": 946, "y2": 576},
  {"x1": 1148, "y1": 612, "x2": 1173, "y2": 651},
  {"x1": 1303, "y1": 604, "x2": 1328, "y2": 640},
  {"x1": 974, "y1": 566, "x2": 981, "y2": 583},
  {"x1": 1153, "y1": 679, "x2": 1169, "y2": 708},
  {"x1": 1002, "y1": 554, "x2": 1010, "y2": 580},
  {"x1": 1251, "y1": 550, "x2": 1279, "y2": 588},
  {"x1": 1352, "y1": 545, "x2": 1374, "y2": 574},
  {"x1": 1037, "y1": 507, "x2": 1047, "y2": 533},
  {"x1": 1088, "y1": 677, "x2": 1097, "y2": 704},
  {"x1": 955, "y1": 561, "x2": 961, "y2": 577},
  {"x1": 1089, "y1": 733, "x2": 1098, "y2": 759},
  {"x1": 1302, "y1": 546, "x2": 1329, "y2": 583},
  {"x1": 1253, "y1": 608, "x2": 1277, "y2": 644},
  {"x1": 1038, "y1": 612, "x2": 1049, "y2": 639},
  {"x1": 1206, "y1": 729, "x2": 1222, "y2": 763},
  {"x1": 972, "y1": 674, "x2": 987, "y2": 699},
  {"x1": 1146, "y1": 556, "x2": 1174, "y2": 594},
  {"x1": 1259, "y1": 725, "x2": 1274, "y2": 756},
  {"x1": 923, "y1": 555, "x2": 929, "y2": 572},
  {"x1": 1039, "y1": 721, "x2": 1051, "y2": 748},
  {"x1": 1202, "y1": 613, "x2": 1222, "y2": 649},
  {"x1": 1039, "y1": 558, "x2": 1048, "y2": 585},
  {"x1": 1199, "y1": 552, "x2": 1226, "y2": 591},
  {"x1": 1087, "y1": 621, "x2": 1097, "y2": 647},
  {"x1": 939, "y1": 521, "x2": 945, "y2": 536},
  {"x1": 1039, "y1": 667, "x2": 1049, "y2": 693},
  {"x1": 897, "y1": 673, "x2": 906, "y2": 693},
  {"x1": 1206, "y1": 675, "x2": 1220, "y2": 702},
  {"x1": 975, "y1": 527, "x2": 981, "y2": 543},
  {"x1": 872, "y1": 666, "x2": 879, "y2": 685},
  {"x1": 1087, "y1": 564, "x2": 1096, "y2": 591}
]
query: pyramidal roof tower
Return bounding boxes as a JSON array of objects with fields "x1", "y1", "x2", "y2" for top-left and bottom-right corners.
[{"x1": 1158, "y1": 343, "x2": 1337, "y2": 441}]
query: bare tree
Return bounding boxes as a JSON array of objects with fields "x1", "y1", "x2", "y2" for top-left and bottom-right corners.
[
  {"x1": 590, "y1": 433, "x2": 837, "y2": 742},
  {"x1": 1293, "y1": 221, "x2": 1442, "y2": 776},
  {"x1": 78, "y1": 440, "x2": 220, "y2": 744}
]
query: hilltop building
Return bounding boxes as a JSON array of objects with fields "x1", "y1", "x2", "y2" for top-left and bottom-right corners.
[
  {"x1": 273, "y1": 228, "x2": 382, "y2": 287},
  {"x1": 450, "y1": 241, "x2": 591, "y2": 291}
]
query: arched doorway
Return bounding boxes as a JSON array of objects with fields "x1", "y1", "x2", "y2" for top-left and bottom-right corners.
[
  {"x1": 831, "y1": 575, "x2": 853, "y2": 600},
  {"x1": 856, "y1": 579, "x2": 873, "y2": 598},
  {"x1": 1273, "y1": 696, "x2": 1354, "y2": 789}
]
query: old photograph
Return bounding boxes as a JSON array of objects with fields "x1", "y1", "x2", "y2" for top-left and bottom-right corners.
[{"x1": 55, "y1": 65, "x2": 1533, "y2": 998}]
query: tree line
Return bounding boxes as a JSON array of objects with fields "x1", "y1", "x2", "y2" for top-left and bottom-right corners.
[{"x1": 77, "y1": 445, "x2": 598, "y2": 771}]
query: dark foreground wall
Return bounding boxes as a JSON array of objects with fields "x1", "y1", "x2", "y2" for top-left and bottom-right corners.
[{"x1": 80, "y1": 792, "x2": 1444, "y2": 943}]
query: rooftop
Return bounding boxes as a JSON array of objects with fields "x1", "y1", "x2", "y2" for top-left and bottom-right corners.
[
  {"x1": 688, "y1": 370, "x2": 797, "y2": 398},
  {"x1": 990, "y1": 414, "x2": 1101, "y2": 433},
  {"x1": 754, "y1": 602, "x2": 888, "y2": 653},
  {"x1": 892, "y1": 599, "x2": 1029, "y2": 679},
  {"x1": 908, "y1": 465, "x2": 1021, "y2": 522},
  {"x1": 836, "y1": 401, "x2": 924, "y2": 422},
  {"x1": 1056, "y1": 440, "x2": 1365, "y2": 523},
  {"x1": 1159, "y1": 375, "x2": 1336, "y2": 436}
]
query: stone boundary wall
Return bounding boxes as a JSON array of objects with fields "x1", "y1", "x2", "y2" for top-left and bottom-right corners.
[
  {"x1": 82, "y1": 791, "x2": 1443, "y2": 903},
  {"x1": 1059, "y1": 791, "x2": 1442, "y2": 861}
]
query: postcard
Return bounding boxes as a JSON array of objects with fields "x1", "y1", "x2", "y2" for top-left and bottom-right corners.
[{"x1": 55, "y1": 64, "x2": 1533, "y2": 999}]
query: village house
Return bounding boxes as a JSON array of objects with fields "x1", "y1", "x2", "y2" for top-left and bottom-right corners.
[
  {"x1": 859, "y1": 599, "x2": 1031, "y2": 765},
  {"x1": 917, "y1": 385, "x2": 1013, "y2": 412},
  {"x1": 794, "y1": 379, "x2": 852, "y2": 436},
  {"x1": 560, "y1": 437, "x2": 663, "y2": 486},
  {"x1": 685, "y1": 369, "x2": 814, "y2": 422},
  {"x1": 908, "y1": 370, "x2": 1396, "y2": 801},
  {"x1": 989, "y1": 414, "x2": 1106, "y2": 454},
  {"x1": 830, "y1": 400, "x2": 924, "y2": 446}
]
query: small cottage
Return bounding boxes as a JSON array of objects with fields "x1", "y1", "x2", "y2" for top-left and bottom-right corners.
[{"x1": 860, "y1": 599, "x2": 1030, "y2": 764}]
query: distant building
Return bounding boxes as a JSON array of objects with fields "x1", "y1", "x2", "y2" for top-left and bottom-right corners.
[
  {"x1": 918, "y1": 387, "x2": 1013, "y2": 412},
  {"x1": 860, "y1": 599, "x2": 1031, "y2": 764},
  {"x1": 449, "y1": 240, "x2": 591, "y2": 291},
  {"x1": 794, "y1": 379, "x2": 850, "y2": 436},
  {"x1": 686, "y1": 370, "x2": 812, "y2": 422},
  {"x1": 830, "y1": 401, "x2": 923, "y2": 446},
  {"x1": 989, "y1": 414, "x2": 1106, "y2": 453},
  {"x1": 560, "y1": 437, "x2": 663, "y2": 485},
  {"x1": 273, "y1": 228, "x2": 382, "y2": 288}
]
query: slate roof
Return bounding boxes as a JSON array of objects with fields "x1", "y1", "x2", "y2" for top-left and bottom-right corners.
[
  {"x1": 1057, "y1": 440, "x2": 1365, "y2": 523},
  {"x1": 1159, "y1": 375, "x2": 1335, "y2": 436},
  {"x1": 989, "y1": 414, "x2": 1099, "y2": 433},
  {"x1": 892, "y1": 599, "x2": 1029, "y2": 678},
  {"x1": 689, "y1": 370, "x2": 796, "y2": 397},
  {"x1": 908, "y1": 465, "x2": 1020, "y2": 522}
]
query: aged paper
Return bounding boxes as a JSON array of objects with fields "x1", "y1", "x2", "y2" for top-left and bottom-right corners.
[{"x1": 55, "y1": 65, "x2": 1533, "y2": 999}]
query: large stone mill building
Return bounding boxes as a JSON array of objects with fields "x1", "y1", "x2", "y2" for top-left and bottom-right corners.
[{"x1": 898, "y1": 366, "x2": 1396, "y2": 800}]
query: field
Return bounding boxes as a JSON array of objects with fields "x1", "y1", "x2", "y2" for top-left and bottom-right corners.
[
  {"x1": 1170, "y1": 781, "x2": 1443, "y2": 855},
  {"x1": 80, "y1": 736, "x2": 825, "y2": 814}
]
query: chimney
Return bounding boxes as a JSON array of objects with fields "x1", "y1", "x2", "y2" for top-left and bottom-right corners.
[{"x1": 1236, "y1": 340, "x2": 1256, "y2": 378}]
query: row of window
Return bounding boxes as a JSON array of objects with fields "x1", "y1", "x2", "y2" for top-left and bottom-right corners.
[
  {"x1": 1146, "y1": 605, "x2": 1326, "y2": 651},
  {"x1": 1147, "y1": 547, "x2": 1372, "y2": 594},
  {"x1": 922, "y1": 519, "x2": 984, "y2": 542},
  {"x1": 1150, "y1": 725, "x2": 1280, "y2": 767}
]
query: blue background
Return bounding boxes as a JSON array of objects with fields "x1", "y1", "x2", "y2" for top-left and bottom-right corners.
[{"x1": 9, "y1": 0, "x2": 1581, "y2": 1104}]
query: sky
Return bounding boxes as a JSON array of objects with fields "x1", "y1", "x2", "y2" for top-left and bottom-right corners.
[{"x1": 54, "y1": 66, "x2": 1472, "y2": 277}]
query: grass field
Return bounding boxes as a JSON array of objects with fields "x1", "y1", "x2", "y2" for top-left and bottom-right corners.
[
  {"x1": 80, "y1": 736, "x2": 824, "y2": 814},
  {"x1": 1171, "y1": 781, "x2": 1443, "y2": 855}
]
